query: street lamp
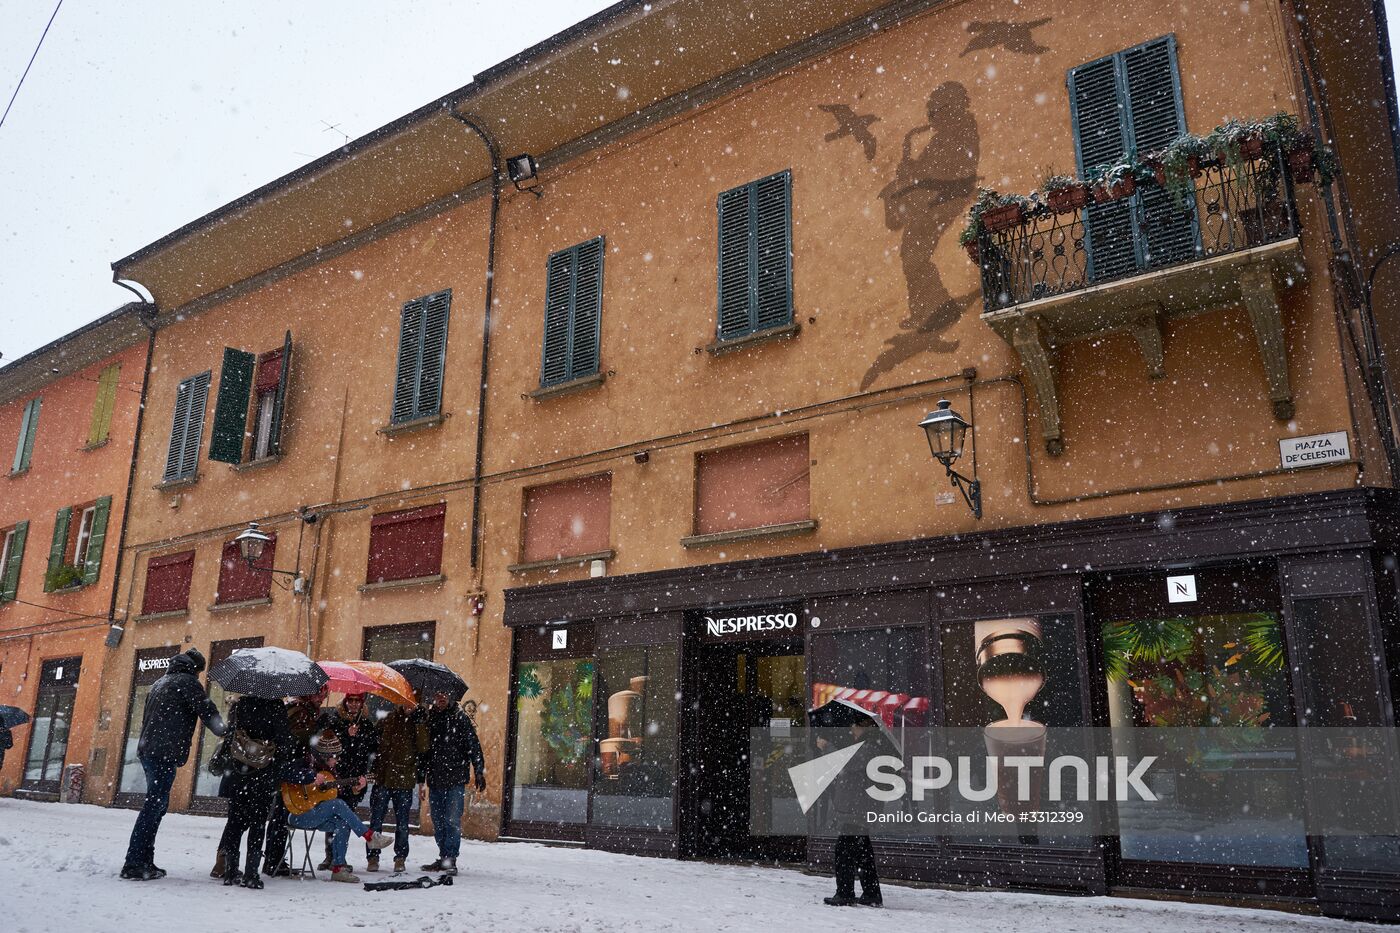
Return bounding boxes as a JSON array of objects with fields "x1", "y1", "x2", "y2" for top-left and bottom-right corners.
[
  {"x1": 233, "y1": 522, "x2": 306, "y2": 591},
  {"x1": 919, "y1": 400, "x2": 982, "y2": 519}
]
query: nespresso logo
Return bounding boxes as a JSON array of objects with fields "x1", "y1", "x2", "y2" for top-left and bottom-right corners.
[
  {"x1": 704, "y1": 611, "x2": 798, "y2": 638},
  {"x1": 138, "y1": 657, "x2": 171, "y2": 672}
]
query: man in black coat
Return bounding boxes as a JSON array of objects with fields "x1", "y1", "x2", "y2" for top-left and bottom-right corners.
[
  {"x1": 821, "y1": 718, "x2": 890, "y2": 908},
  {"x1": 121, "y1": 648, "x2": 226, "y2": 880},
  {"x1": 314, "y1": 693, "x2": 379, "y2": 870},
  {"x1": 417, "y1": 692, "x2": 485, "y2": 876},
  {"x1": 0, "y1": 717, "x2": 11, "y2": 774}
]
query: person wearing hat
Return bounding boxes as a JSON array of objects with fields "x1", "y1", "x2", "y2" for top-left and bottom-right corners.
[
  {"x1": 417, "y1": 691, "x2": 486, "y2": 876},
  {"x1": 314, "y1": 692, "x2": 379, "y2": 870},
  {"x1": 121, "y1": 647, "x2": 227, "y2": 881},
  {"x1": 281, "y1": 730, "x2": 392, "y2": 883},
  {"x1": 260, "y1": 686, "x2": 329, "y2": 877}
]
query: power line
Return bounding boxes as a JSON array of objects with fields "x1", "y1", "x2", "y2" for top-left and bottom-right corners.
[{"x1": 0, "y1": 0, "x2": 64, "y2": 132}]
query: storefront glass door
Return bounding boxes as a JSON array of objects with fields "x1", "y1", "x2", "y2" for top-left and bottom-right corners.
[{"x1": 23, "y1": 657, "x2": 80, "y2": 794}]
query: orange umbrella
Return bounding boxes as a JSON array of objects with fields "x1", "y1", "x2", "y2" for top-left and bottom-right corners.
[{"x1": 340, "y1": 659, "x2": 417, "y2": 707}]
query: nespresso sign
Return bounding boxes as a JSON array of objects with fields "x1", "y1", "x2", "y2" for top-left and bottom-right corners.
[{"x1": 704, "y1": 607, "x2": 800, "y2": 640}]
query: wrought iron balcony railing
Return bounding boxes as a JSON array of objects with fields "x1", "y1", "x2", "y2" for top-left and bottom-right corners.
[{"x1": 976, "y1": 144, "x2": 1302, "y2": 313}]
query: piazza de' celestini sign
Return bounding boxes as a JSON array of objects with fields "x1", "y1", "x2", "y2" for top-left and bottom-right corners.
[{"x1": 1279, "y1": 431, "x2": 1350, "y2": 469}]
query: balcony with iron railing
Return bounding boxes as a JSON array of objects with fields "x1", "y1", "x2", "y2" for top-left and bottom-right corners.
[{"x1": 971, "y1": 139, "x2": 1317, "y2": 455}]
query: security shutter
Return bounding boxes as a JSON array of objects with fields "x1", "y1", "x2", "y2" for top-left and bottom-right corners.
[
  {"x1": 390, "y1": 291, "x2": 452, "y2": 423},
  {"x1": 716, "y1": 170, "x2": 793, "y2": 340},
  {"x1": 209, "y1": 348, "x2": 255, "y2": 464},
  {"x1": 366, "y1": 503, "x2": 446, "y2": 583},
  {"x1": 162, "y1": 371, "x2": 211, "y2": 482},
  {"x1": 1069, "y1": 35, "x2": 1194, "y2": 282},
  {"x1": 141, "y1": 551, "x2": 196, "y2": 616},
  {"x1": 88, "y1": 364, "x2": 120, "y2": 447},
  {"x1": 0, "y1": 520, "x2": 27, "y2": 602},
  {"x1": 12, "y1": 397, "x2": 40, "y2": 474},
  {"x1": 81, "y1": 496, "x2": 112, "y2": 586},
  {"x1": 44, "y1": 506, "x2": 72, "y2": 593},
  {"x1": 540, "y1": 237, "x2": 605, "y2": 388}
]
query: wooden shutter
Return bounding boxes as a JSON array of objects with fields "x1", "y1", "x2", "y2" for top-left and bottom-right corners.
[
  {"x1": 142, "y1": 551, "x2": 195, "y2": 615},
  {"x1": 521, "y1": 473, "x2": 612, "y2": 562},
  {"x1": 717, "y1": 184, "x2": 755, "y2": 339},
  {"x1": 209, "y1": 348, "x2": 255, "y2": 464},
  {"x1": 0, "y1": 520, "x2": 27, "y2": 602},
  {"x1": 694, "y1": 433, "x2": 810, "y2": 535},
  {"x1": 1070, "y1": 35, "x2": 1192, "y2": 281},
  {"x1": 540, "y1": 238, "x2": 605, "y2": 387},
  {"x1": 366, "y1": 503, "x2": 446, "y2": 583},
  {"x1": 269, "y1": 331, "x2": 293, "y2": 456},
  {"x1": 391, "y1": 299, "x2": 425, "y2": 424},
  {"x1": 88, "y1": 364, "x2": 120, "y2": 447},
  {"x1": 163, "y1": 372, "x2": 210, "y2": 482},
  {"x1": 417, "y1": 290, "x2": 451, "y2": 419},
  {"x1": 12, "y1": 397, "x2": 40, "y2": 474},
  {"x1": 753, "y1": 172, "x2": 793, "y2": 331},
  {"x1": 44, "y1": 506, "x2": 72, "y2": 592},
  {"x1": 81, "y1": 496, "x2": 112, "y2": 586},
  {"x1": 163, "y1": 379, "x2": 194, "y2": 482}
]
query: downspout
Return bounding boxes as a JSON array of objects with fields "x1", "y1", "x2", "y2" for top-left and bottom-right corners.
[
  {"x1": 446, "y1": 108, "x2": 502, "y2": 573},
  {"x1": 104, "y1": 286, "x2": 158, "y2": 644}
]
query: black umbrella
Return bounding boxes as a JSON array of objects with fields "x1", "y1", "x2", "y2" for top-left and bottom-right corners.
[
  {"x1": 807, "y1": 698, "x2": 902, "y2": 753},
  {"x1": 0, "y1": 705, "x2": 30, "y2": 729},
  {"x1": 209, "y1": 646, "x2": 328, "y2": 699},
  {"x1": 389, "y1": 658, "x2": 467, "y2": 703}
]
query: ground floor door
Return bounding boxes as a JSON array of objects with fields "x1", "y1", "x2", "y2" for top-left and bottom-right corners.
[
  {"x1": 23, "y1": 657, "x2": 81, "y2": 796},
  {"x1": 684, "y1": 631, "x2": 806, "y2": 862}
]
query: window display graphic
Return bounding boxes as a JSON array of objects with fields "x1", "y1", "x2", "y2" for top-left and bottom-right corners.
[
  {"x1": 976, "y1": 619, "x2": 1047, "y2": 816},
  {"x1": 600, "y1": 674, "x2": 647, "y2": 779}
]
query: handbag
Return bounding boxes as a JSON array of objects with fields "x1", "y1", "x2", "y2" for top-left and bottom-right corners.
[{"x1": 229, "y1": 728, "x2": 276, "y2": 769}]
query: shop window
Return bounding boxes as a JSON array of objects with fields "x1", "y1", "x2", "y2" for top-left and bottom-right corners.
[
  {"x1": 694, "y1": 434, "x2": 809, "y2": 536},
  {"x1": 363, "y1": 621, "x2": 437, "y2": 664},
  {"x1": 43, "y1": 497, "x2": 112, "y2": 592},
  {"x1": 116, "y1": 648, "x2": 175, "y2": 798},
  {"x1": 520, "y1": 473, "x2": 611, "y2": 564},
  {"x1": 24, "y1": 657, "x2": 81, "y2": 792},
  {"x1": 0, "y1": 520, "x2": 28, "y2": 603},
  {"x1": 161, "y1": 371, "x2": 211, "y2": 483},
  {"x1": 809, "y1": 625, "x2": 931, "y2": 743},
  {"x1": 141, "y1": 551, "x2": 195, "y2": 615},
  {"x1": 512, "y1": 657, "x2": 595, "y2": 825},
  {"x1": 209, "y1": 337, "x2": 293, "y2": 465},
  {"x1": 591, "y1": 645, "x2": 680, "y2": 830},
  {"x1": 366, "y1": 504, "x2": 445, "y2": 584},
  {"x1": 215, "y1": 535, "x2": 275, "y2": 605},
  {"x1": 193, "y1": 638, "x2": 264, "y2": 800}
]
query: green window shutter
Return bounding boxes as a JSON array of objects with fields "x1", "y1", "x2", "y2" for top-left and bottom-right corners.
[
  {"x1": 163, "y1": 379, "x2": 194, "y2": 481},
  {"x1": 162, "y1": 372, "x2": 211, "y2": 482},
  {"x1": 752, "y1": 171, "x2": 793, "y2": 331},
  {"x1": 88, "y1": 365, "x2": 120, "y2": 447},
  {"x1": 717, "y1": 184, "x2": 756, "y2": 339},
  {"x1": 1070, "y1": 35, "x2": 1192, "y2": 281},
  {"x1": 81, "y1": 496, "x2": 112, "y2": 586},
  {"x1": 0, "y1": 520, "x2": 27, "y2": 602},
  {"x1": 44, "y1": 506, "x2": 72, "y2": 593},
  {"x1": 12, "y1": 397, "x2": 40, "y2": 474},
  {"x1": 209, "y1": 348, "x2": 256, "y2": 464},
  {"x1": 391, "y1": 298, "x2": 426, "y2": 424},
  {"x1": 416, "y1": 290, "x2": 451, "y2": 419},
  {"x1": 269, "y1": 331, "x2": 293, "y2": 456},
  {"x1": 541, "y1": 249, "x2": 574, "y2": 386}
]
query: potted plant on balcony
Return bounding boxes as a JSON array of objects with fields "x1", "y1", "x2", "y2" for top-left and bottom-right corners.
[
  {"x1": 1149, "y1": 133, "x2": 1210, "y2": 209},
  {"x1": 45, "y1": 563, "x2": 83, "y2": 591},
  {"x1": 979, "y1": 190, "x2": 1029, "y2": 234},
  {"x1": 959, "y1": 222, "x2": 983, "y2": 263},
  {"x1": 1040, "y1": 173, "x2": 1090, "y2": 213},
  {"x1": 1091, "y1": 156, "x2": 1139, "y2": 202}
]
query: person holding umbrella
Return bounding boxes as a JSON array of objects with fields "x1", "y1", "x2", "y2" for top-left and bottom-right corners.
[
  {"x1": 416, "y1": 689, "x2": 484, "y2": 876},
  {"x1": 213, "y1": 691, "x2": 293, "y2": 889},
  {"x1": 0, "y1": 705, "x2": 23, "y2": 775},
  {"x1": 121, "y1": 648, "x2": 228, "y2": 881},
  {"x1": 0, "y1": 712, "x2": 12, "y2": 775}
]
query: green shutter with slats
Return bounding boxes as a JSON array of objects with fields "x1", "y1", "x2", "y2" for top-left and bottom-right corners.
[
  {"x1": 88, "y1": 365, "x2": 120, "y2": 447},
  {"x1": 269, "y1": 331, "x2": 292, "y2": 456},
  {"x1": 390, "y1": 291, "x2": 451, "y2": 423},
  {"x1": 1070, "y1": 35, "x2": 1194, "y2": 282},
  {"x1": 81, "y1": 496, "x2": 112, "y2": 586},
  {"x1": 0, "y1": 520, "x2": 26, "y2": 602},
  {"x1": 716, "y1": 170, "x2": 793, "y2": 340},
  {"x1": 12, "y1": 397, "x2": 40, "y2": 474},
  {"x1": 44, "y1": 506, "x2": 71, "y2": 593},
  {"x1": 210, "y1": 348, "x2": 255, "y2": 464},
  {"x1": 391, "y1": 298, "x2": 425, "y2": 423},
  {"x1": 540, "y1": 237, "x2": 605, "y2": 388},
  {"x1": 163, "y1": 372, "x2": 211, "y2": 482}
]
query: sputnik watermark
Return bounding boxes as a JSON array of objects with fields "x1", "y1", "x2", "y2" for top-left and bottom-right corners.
[{"x1": 865, "y1": 754, "x2": 1158, "y2": 803}]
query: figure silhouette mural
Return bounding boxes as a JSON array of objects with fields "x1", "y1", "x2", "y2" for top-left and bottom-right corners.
[
  {"x1": 961, "y1": 19, "x2": 1052, "y2": 57},
  {"x1": 860, "y1": 81, "x2": 980, "y2": 389}
]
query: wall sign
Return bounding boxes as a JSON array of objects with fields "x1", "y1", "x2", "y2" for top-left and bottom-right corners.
[
  {"x1": 703, "y1": 606, "x2": 801, "y2": 640},
  {"x1": 551, "y1": 628, "x2": 568, "y2": 650},
  {"x1": 1166, "y1": 574, "x2": 1197, "y2": 604},
  {"x1": 1279, "y1": 431, "x2": 1350, "y2": 469},
  {"x1": 138, "y1": 656, "x2": 171, "y2": 673}
]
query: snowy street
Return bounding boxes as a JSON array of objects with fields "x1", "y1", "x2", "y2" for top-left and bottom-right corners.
[{"x1": 3, "y1": 798, "x2": 1386, "y2": 932}]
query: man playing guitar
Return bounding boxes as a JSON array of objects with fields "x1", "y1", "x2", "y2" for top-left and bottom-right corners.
[{"x1": 281, "y1": 730, "x2": 392, "y2": 883}]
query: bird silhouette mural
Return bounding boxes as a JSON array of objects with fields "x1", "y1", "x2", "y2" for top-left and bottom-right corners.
[
  {"x1": 818, "y1": 104, "x2": 880, "y2": 161},
  {"x1": 960, "y1": 18, "x2": 1052, "y2": 57}
]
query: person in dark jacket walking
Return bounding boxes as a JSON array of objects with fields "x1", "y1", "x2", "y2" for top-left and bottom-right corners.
[
  {"x1": 261, "y1": 687, "x2": 328, "y2": 877},
  {"x1": 0, "y1": 717, "x2": 11, "y2": 774},
  {"x1": 367, "y1": 704, "x2": 427, "y2": 873},
  {"x1": 417, "y1": 692, "x2": 485, "y2": 875},
  {"x1": 121, "y1": 648, "x2": 226, "y2": 881},
  {"x1": 819, "y1": 718, "x2": 889, "y2": 908},
  {"x1": 314, "y1": 693, "x2": 379, "y2": 870},
  {"x1": 214, "y1": 694, "x2": 293, "y2": 889}
]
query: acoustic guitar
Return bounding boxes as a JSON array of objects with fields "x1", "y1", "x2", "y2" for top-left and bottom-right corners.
[{"x1": 282, "y1": 770, "x2": 362, "y2": 815}]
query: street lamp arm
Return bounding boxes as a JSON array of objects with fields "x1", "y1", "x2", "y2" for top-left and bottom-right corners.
[{"x1": 945, "y1": 464, "x2": 983, "y2": 520}]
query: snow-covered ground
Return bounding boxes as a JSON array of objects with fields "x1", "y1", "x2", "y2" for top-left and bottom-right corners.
[{"x1": 2, "y1": 798, "x2": 1387, "y2": 932}]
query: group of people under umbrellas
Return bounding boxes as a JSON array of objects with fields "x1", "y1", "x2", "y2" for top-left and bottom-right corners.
[{"x1": 118, "y1": 645, "x2": 485, "y2": 886}]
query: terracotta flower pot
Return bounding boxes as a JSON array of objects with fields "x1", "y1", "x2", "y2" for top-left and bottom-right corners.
[
  {"x1": 1288, "y1": 147, "x2": 1315, "y2": 182},
  {"x1": 1240, "y1": 135, "x2": 1265, "y2": 159},
  {"x1": 963, "y1": 239, "x2": 981, "y2": 263},
  {"x1": 981, "y1": 203, "x2": 1024, "y2": 233},
  {"x1": 1046, "y1": 184, "x2": 1089, "y2": 213},
  {"x1": 1093, "y1": 176, "x2": 1136, "y2": 202}
]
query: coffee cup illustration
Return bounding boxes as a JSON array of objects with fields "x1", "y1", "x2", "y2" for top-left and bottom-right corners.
[{"x1": 975, "y1": 619, "x2": 1047, "y2": 818}]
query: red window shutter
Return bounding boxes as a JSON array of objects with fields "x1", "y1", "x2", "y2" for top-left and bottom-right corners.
[
  {"x1": 367, "y1": 503, "x2": 446, "y2": 583},
  {"x1": 522, "y1": 473, "x2": 611, "y2": 563},
  {"x1": 215, "y1": 536, "x2": 275, "y2": 604},
  {"x1": 141, "y1": 551, "x2": 195, "y2": 615},
  {"x1": 695, "y1": 433, "x2": 810, "y2": 535},
  {"x1": 255, "y1": 350, "x2": 284, "y2": 392}
]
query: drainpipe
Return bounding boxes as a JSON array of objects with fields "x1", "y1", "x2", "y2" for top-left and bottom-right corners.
[
  {"x1": 103, "y1": 287, "x2": 158, "y2": 646},
  {"x1": 446, "y1": 108, "x2": 502, "y2": 573}
]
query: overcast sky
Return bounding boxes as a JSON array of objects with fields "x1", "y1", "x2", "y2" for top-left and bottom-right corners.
[{"x1": 2, "y1": 0, "x2": 1399, "y2": 362}]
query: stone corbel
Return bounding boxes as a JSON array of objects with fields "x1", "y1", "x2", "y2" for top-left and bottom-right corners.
[
  {"x1": 1238, "y1": 264, "x2": 1295, "y2": 420},
  {"x1": 1127, "y1": 304, "x2": 1166, "y2": 379},
  {"x1": 1010, "y1": 314, "x2": 1063, "y2": 456}
]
